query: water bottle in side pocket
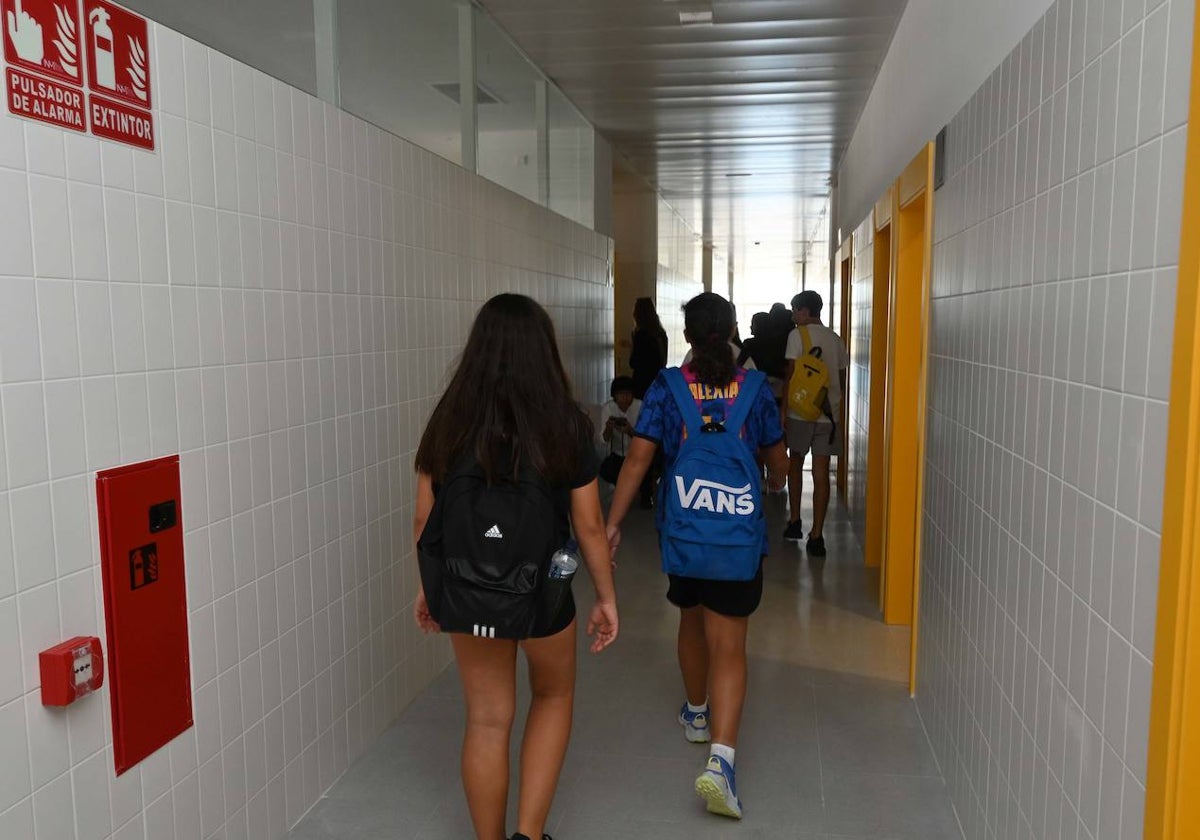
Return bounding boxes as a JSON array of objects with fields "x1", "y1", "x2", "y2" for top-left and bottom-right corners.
[{"x1": 540, "y1": 540, "x2": 579, "y2": 630}]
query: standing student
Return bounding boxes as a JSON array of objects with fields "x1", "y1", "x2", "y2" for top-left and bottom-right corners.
[
  {"x1": 781, "y1": 290, "x2": 849, "y2": 555},
  {"x1": 738, "y1": 311, "x2": 784, "y2": 401},
  {"x1": 413, "y1": 294, "x2": 619, "y2": 840},
  {"x1": 606, "y1": 293, "x2": 788, "y2": 820},
  {"x1": 767, "y1": 302, "x2": 795, "y2": 374},
  {"x1": 630, "y1": 297, "x2": 669, "y2": 399}
]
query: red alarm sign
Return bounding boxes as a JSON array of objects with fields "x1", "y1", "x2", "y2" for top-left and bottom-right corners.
[
  {"x1": 82, "y1": 0, "x2": 147, "y2": 110},
  {"x1": 2, "y1": 0, "x2": 83, "y2": 85}
]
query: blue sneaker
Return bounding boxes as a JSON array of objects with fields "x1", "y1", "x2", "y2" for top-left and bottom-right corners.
[
  {"x1": 694, "y1": 755, "x2": 742, "y2": 818},
  {"x1": 678, "y1": 703, "x2": 711, "y2": 743}
]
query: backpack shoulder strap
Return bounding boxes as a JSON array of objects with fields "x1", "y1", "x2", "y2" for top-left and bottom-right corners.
[
  {"x1": 725, "y1": 371, "x2": 765, "y2": 437},
  {"x1": 802, "y1": 325, "x2": 824, "y2": 359},
  {"x1": 664, "y1": 368, "x2": 702, "y2": 437}
]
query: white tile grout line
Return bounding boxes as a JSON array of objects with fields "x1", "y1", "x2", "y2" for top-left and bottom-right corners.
[{"x1": 810, "y1": 681, "x2": 826, "y2": 809}]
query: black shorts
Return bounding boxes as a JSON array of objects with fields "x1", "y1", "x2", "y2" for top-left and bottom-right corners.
[
  {"x1": 531, "y1": 592, "x2": 575, "y2": 638},
  {"x1": 666, "y1": 561, "x2": 764, "y2": 618}
]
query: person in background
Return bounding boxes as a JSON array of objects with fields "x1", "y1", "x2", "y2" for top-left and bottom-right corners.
[
  {"x1": 781, "y1": 290, "x2": 849, "y2": 556},
  {"x1": 630, "y1": 297, "x2": 669, "y2": 400},
  {"x1": 729, "y1": 303, "x2": 745, "y2": 353},
  {"x1": 600, "y1": 376, "x2": 641, "y2": 459},
  {"x1": 413, "y1": 294, "x2": 619, "y2": 840},
  {"x1": 606, "y1": 292, "x2": 788, "y2": 821},
  {"x1": 767, "y1": 303, "x2": 795, "y2": 373},
  {"x1": 599, "y1": 377, "x2": 657, "y2": 506},
  {"x1": 737, "y1": 312, "x2": 783, "y2": 402}
]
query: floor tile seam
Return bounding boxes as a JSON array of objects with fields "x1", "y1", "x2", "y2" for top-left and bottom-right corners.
[
  {"x1": 818, "y1": 768, "x2": 951, "y2": 780},
  {"x1": 813, "y1": 682, "x2": 827, "y2": 808}
]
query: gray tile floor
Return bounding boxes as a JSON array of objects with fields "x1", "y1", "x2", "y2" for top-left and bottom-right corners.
[{"x1": 290, "y1": 490, "x2": 963, "y2": 839}]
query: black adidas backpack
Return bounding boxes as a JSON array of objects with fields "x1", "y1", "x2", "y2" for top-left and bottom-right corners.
[{"x1": 417, "y1": 456, "x2": 561, "y2": 639}]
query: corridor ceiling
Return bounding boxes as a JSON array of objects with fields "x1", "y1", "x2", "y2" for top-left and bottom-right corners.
[{"x1": 476, "y1": 0, "x2": 908, "y2": 267}]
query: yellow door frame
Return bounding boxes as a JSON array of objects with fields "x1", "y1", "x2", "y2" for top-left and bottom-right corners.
[
  {"x1": 876, "y1": 144, "x2": 935, "y2": 695},
  {"x1": 907, "y1": 143, "x2": 936, "y2": 696},
  {"x1": 1144, "y1": 6, "x2": 1200, "y2": 835}
]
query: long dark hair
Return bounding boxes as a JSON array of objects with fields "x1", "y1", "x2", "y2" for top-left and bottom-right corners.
[
  {"x1": 633, "y1": 297, "x2": 664, "y2": 333},
  {"x1": 684, "y1": 292, "x2": 736, "y2": 387},
  {"x1": 633, "y1": 296, "x2": 668, "y2": 362},
  {"x1": 414, "y1": 294, "x2": 592, "y2": 484}
]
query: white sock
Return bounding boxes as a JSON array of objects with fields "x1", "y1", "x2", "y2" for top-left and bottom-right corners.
[
  {"x1": 687, "y1": 700, "x2": 708, "y2": 714},
  {"x1": 710, "y1": 743, "x2": 735, "y2": 766}
]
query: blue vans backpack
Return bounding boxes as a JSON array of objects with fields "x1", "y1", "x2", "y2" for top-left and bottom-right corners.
[{"x1": 658, "y1": 368, "x2": 767, "y2": 581}]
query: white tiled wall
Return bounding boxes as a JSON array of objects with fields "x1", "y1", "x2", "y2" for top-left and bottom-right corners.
[
  {"x1": 0, "y1": 21, "x2": 613, "y2": 840},
  {"x1": 918, "y1": 0, "x2": 1191, "y2": 838}
]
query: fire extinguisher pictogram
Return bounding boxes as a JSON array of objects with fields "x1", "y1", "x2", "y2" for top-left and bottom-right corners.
[
  {"x1": 82, "y1": 0, "x2": 149, "y2": 110},
  {"x1": 87, "y1": 3, "x2": 112, "y2": 89}
]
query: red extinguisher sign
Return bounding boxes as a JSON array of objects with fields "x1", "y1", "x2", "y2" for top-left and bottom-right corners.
[{"x1": 82, "y1": 0, "x2": 148, "y2": 110}]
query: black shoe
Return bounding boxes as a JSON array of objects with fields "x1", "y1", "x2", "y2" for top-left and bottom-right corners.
[
  {"x1": 509, "y1": 835, "x2": 552, "y2": 840},
  {"x1": 806, "y1": 535, "x2": 827, "y2": 556},
  {"x1": 783, "y1": 519, "x2": 805, "y2": 542}
]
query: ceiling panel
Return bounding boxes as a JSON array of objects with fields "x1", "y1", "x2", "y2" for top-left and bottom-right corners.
[{"x1": 478, "y1": 0, "x2": 907, "y2": 266}]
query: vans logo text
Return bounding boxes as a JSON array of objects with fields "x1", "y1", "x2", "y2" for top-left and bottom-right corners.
[{"x1": 674, "y1": 478, "x2": 755, "y2": 515}]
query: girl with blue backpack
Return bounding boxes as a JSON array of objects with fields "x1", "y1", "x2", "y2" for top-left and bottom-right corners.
[{"x1": 606, "y1": 292, "x2": 788, "y2": 819}]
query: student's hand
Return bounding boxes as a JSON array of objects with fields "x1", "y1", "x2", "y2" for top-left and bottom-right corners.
[
  {"x1": 414, "y1": 588, "x2": 439, "y2": 634},
  {"x1": 586, "y1": 600, "x2": 619, "y2": 652},
  {"x1": 606, "y1": 524, "x2": 622, "y2": 560}
]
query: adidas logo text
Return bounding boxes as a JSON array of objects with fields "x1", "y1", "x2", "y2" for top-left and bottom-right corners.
[{"x1": 484, "y1": 524, "x2": 504, "y2": 539}]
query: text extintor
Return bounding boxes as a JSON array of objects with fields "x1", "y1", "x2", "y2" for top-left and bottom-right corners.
[{"x1": 82, "y1": 0, "x2": 150, "y2": 148}]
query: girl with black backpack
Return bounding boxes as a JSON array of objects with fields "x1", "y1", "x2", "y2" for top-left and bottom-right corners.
[{"x1": 413, "y1": 294, "x2": 619, "y2": 840}]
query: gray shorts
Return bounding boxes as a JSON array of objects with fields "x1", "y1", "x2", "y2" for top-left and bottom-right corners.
[{"x1": 787, "y1": 417, "x2": 838, "y2": 458}]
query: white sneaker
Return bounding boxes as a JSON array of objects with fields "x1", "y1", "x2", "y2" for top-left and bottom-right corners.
[
  {"x1": 678, "y1": 703, "x2": 711, "y2": 743},
  {"x1": 695, "y1": 755, "x2": 743, "y2": 819}
]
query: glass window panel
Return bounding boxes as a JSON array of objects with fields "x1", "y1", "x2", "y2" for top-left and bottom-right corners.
[
  {"x1": 475, "y1": 10, "x2": 539, "y2": 204},
  {"x1": 123, "y1": 0, "x2": 317, "y2": 94},
  {"x1": 337, "y1": 0, "x2": 462, "y2": 164},
  {"x1": 548, "y1": 86, "x2": 593, "y2": 227}
]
